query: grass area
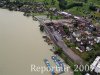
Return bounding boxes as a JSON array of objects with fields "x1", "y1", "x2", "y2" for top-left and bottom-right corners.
[
  {"x1": 32, "y1": 12, "x2": 47, "y2": 16},
  {"x1": 51, "y1": 14, "x2": 64, "y2": 20},
  {"x1": 94, "y1": 12, "x2": 100, "y2": 17},
  {"x1": 62, "y1": 0, "x2": 99, "y2": 17}
]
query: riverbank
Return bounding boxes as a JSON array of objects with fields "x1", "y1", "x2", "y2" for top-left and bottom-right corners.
[
  {"x1": 0, "y1": 0, "x2": 47, "y2": 16},
  {"x1": 0, "y1": 0, "x2": 78, "y2": 74},
  {"x1": 0, "y1": 8, "x2": 74, "y2": 75},
  {"x1": 0, "y1": 0, "x2": 83, "y2": 72}
]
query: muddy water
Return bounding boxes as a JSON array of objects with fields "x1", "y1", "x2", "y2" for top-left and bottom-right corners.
[{"x1": 0, "y1": 9, "x2": 73, "y2": 75}]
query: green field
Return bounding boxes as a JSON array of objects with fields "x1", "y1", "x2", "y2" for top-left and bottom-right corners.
[{"x1": 12, "y1": 0, "x2": 100, "y2": 23}]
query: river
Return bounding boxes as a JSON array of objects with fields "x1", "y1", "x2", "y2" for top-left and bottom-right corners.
[{"x1": 0, "y1": 9, "x2": 73, "y2": 75}]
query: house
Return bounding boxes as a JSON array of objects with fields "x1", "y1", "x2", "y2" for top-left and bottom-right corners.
[
  {"x1": 75, "y1": 47, "x2": 84, "y2": 52},
  {"x1": 76, "y1": 38, "x2": 81, "y2": 42},
  {"x1": 59, "y1": 12, "x2": 72, "y2": 18},
  {"x1": 95, "y1": 61, "x2": 100, "y2": 73},
  {"x1": 94, "y1": 37, "x2": 100, "y2": 43},
  {"x1": 90, "y1": 56, "x2": 100, "y2": 73},
  {"x1": 72, "y1": 31, "x2": 81, "y2": 37},
  {"x1": 60, "y1": 12, "x2": 72, "y2": 16},
  {"x1": 74, "y1": 16, "x2": 80, "y2": 20},
  {"x1": 97, "y1": 8, "x2": 100, "y2": 12},
  {"x1": 86, "y1": 46, "x2": 92, "y2": 51},
  {"x1": 85, "y1": 73, "x2": 90, "y2": 75},
  {"x1": 49, "y1": 7, "x2": 57, "y2": 12},
  {"x1": 58, "y1": 27, "x2": 66, "y2": 37}
]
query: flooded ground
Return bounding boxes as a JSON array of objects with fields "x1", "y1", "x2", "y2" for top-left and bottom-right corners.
[{"x1": 0, "y1": 9, "x2": 73, "y2": 75}]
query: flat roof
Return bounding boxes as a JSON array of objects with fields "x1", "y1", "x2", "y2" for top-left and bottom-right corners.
[
  {"x1": 74, "y1": 16, "x2": 80, "y2": 19},
  {"x1": 91, "y1": 56, "x2": 100, "y2": 72},
  {"x1": 97, "y1": 62, "x2": 100, "y2": 68},
  {"x1": 60, "y1": 12, "x2": 72, "y2": 16},
  {"x1": 95, "y1": 56, "x2": 100, "y2": 61}
]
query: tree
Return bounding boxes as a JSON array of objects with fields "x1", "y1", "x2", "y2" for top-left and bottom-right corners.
[
  {"x1": 49, "y1": 11, "x2": 53, "y2": 21},
  {"x1": 51, "y1": 0, "x2": 55, "y2": 5},
  {"x1": 73, "y1": 20, "x2": 78, "y2": 28},
  {"x1": 40, "y1": 25, "x2": 44, "y2": 32},
  {"x1": 58, "y1": 0, "x2": 67, "y2": 10},
  {"x1": 83, "y1": 0, "x2": 88, "y2": 3},
  {"x1": 63, "y1": 25, "x2": 69, "y2": 34},
  {"x1": 54, "y1": 47, "x2": 62, "y2": 55},
  {"x1": 89, "y1": 3, "x2": 97, "y2": 11}
]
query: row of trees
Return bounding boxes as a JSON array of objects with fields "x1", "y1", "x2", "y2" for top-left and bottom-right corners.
[
  {"x1": 58, "y1": 0, "x2": 67, "y2": 10},
  {"x1": 58, "y1": 0, "x2": 83, "y2": 10}
]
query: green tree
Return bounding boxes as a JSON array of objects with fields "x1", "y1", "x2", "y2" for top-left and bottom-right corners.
[
  {"x1": 50, "y1": 11, "x2": 53, "y2": 21},
  {"x1": 63, "y1": 25, "x2": 69, "y2": 34},
  {"x1": 51, "y1": 0, "x2": 55, "y2": 5},
  {"x1": 58, "y1": 0, "x2": 67, "y2": 10},
  {"x1": 40, "y1": 25, "x2": 44, "y2": 32},
  {"x1": 54, "y1": 47, "x2": 62, "y2": 55}
]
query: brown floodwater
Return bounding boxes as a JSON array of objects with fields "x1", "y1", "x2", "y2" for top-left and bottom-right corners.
[{"x1": 0, "y1": 9, "x2": 73, "y2": 75}]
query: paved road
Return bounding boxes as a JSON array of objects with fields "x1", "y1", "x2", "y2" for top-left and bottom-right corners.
[
  {"x1": 37, "y1": 18, "x2": 84, "y2": 64},
  {"x1": 57, "y1": 40, "x2": 83, "y2": 64}
]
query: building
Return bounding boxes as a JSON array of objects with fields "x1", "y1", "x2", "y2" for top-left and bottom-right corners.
[
  {"x1": 90, "y1": 56, "x2": 100, "y2": 73},
  {"x1": 94, "y1": 37, "x2": 100, "y2": 43},
  {"x1": 95, "y1": 61, "x2": 100, "y2": 73},
  {"x1": 60, "y1": 12, "x2": 72, "y2": 16},
  {"x1": 59, "y1": 12, "x2": 72, "y2": 18},
  {"x1": 85, "y1": 73, "x2": 90, "y2": 75}
]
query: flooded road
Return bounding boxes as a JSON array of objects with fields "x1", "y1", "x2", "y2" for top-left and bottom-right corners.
[{"x1": 0, "y1": 9, "x2": 73, "y2": 75}]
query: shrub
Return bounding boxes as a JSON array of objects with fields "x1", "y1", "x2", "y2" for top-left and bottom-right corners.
[{"x1": 66, "y1": 2, "x2": 83, "y2": 9}]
